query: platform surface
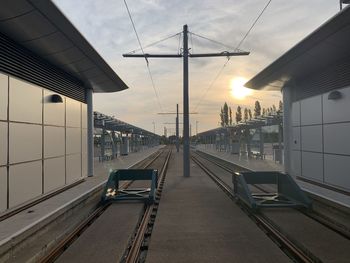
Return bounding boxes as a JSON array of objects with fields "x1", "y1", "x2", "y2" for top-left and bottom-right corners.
[
  {"x1": 146, "y1": 151, "x2": 290, "y2": 263},
  {"x1": 0, "y1": 146, "x2": 163, "y2": 250},
  {"x1": 195, "y1": 144, "x2": 350, "y2": 208}
]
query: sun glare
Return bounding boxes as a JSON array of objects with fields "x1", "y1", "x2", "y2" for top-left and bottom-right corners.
[{"x1": 230, "y1": 77, "x2": 252, "y2": 100}]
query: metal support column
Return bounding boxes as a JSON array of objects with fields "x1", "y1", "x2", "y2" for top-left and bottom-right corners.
[
  {"x1": 282, "y1": 86, "x2": 292, "y2": 174},
  {"x1": 101, "y1": 123, "x2": 105, "y2": 161},
  {"x1": 183, "y1": 24, "x2": 190, "y2": 177},
  {"x1": 86, "y1": 88, "x2": 94, "y2": 177},
  {"x1": 259, "y1": 127, "x2": 264, "y2": 159}
]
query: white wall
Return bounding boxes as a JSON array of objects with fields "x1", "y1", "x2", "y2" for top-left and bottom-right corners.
[
  {"x1": 0, "y1": 72, "x2": 88, "y2": 211},
  {"x1": 290, "y1": 86, "x2": 350, "y2": 191}
]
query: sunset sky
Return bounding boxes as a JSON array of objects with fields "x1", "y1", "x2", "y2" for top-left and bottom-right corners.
[{"x1": 54, "y1": 0, "x2": 339, "y2": 135}]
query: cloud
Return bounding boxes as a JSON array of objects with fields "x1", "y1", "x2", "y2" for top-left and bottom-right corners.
[{"x1": 54, "y1": 0, "x2": 338, "y2": 133}]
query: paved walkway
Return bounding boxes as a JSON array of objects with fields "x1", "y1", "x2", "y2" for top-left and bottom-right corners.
[
  {"x1": 0, "y1": 146, "x2": 164, "y2": 261},
  {"x1": 196, "y1": 144, "x2": 283, "y2": 172}
]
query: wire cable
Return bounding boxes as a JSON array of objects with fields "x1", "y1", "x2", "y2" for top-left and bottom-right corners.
[
  {"x1": 126, "y1": 32, "x2": 181, "y2": 54},
  {"x1": 123, "y1": 0, "x2": 163, "y2": 111},
  {"x1": 193, "y1": 0, "x2": 272, "y2": 111}
]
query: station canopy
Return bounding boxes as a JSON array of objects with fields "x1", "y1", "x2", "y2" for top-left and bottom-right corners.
[
  {"x1": 94, "y1": 112, "x2": 161, "y2": 138},
  {"x1": 198, "y1": 112, "x2": 282, "y2": 137},
  {"x1": 245, "y1": 6, "x2": 350, "y2": 91},
  {"x1": 0, "y1": 0, "x2": 128, "y2": 92}
]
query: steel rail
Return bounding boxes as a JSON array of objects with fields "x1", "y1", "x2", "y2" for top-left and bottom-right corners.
[
  {"x1": 194, "y1": 151, "x2": 350, "y2": 240},
  {"x1": 40, "y1": 148, "x2": 167, "y2": 263},
  {"x1": 191, "y1": 153, "x2": 318, "y2": 263},
  {"x1": 124, "y1": 148, "x2": 172, "y2": 263}
]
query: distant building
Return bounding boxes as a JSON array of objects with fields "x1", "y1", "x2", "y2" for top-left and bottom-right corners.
[
  {"x1": 0, "y1": 1, "x2": 127, "y2": 212},
  {"x1": 245, "y1": 7, "x2": 350, "y2": 196}
]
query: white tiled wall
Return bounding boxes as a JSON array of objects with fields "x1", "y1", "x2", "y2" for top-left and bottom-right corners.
[
  {"x1": 66, "y1": 98, "x2": 81, "y2": 128},
  {"x1": 302, "y1": 152, "x2": 323, "y2": 182},
  {"x1": 292, "y1": 127, "x2": 301, "y2": 150},
  {"x1": 9, "y1": 78, "x2": 42, "y2": 124},
  {"x1": 66, "y1": 154, "x2": 81, "y2": 184},
  {"x1": 323, "y1": 123, "x2": 350, "y2": 155},
  {"x1": 300, "y1": 96, "x2": 322, "y2": 126},
  {"x1": 9, "y1": 161, "x2": 42, "y2": 208},
  {"x1": 82, "y1": 104, "x2": 87, "y2": 129},
  {"x1": 323, "y1": 88, "x2": 350, "y2": 124},
  {"x1": 0, "y1": 122, "x2": 7, "y2": 166},
  {"x1": 9, "y1": 123, "x2": 42, "y2": 164},
  {"x1": 291, "y1": 101, "x2": 300, "y2": 126},
  {"x1": 66, "y1": 128, "x2": 81, "y2": 154},
  {"x1": 0, "y1": 73, "x2": 88, "y2": 211},
  {"x1": 44, "y1": 157, "x2": 65, "y2": 193},
  {"x1": 44, "y1": 90, "x2": 65, "y2": 126},
  {"x1": 291, "y1": 150, "x2": 301, "y2": 177},
  {"x1": 0, "y1": 73, "x2": 8, "y2": 120},
  {"x1": 291, "y1": 86, "x2": 350, "y2": 191},
  {"x1": 301, "y1": 125, "x2": 322, "y2": 152},
  {"x1": 44, "y1": 126, "x2": 65, "y2": 158},
  {"x1": 0, "y1": 167, "x2": 6, "y2": 212}
]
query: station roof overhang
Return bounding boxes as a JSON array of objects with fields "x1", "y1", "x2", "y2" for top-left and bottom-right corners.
[
  {"x1": 245, "y1": 6, "x2": 350, "y2": 91},
  {"x1": 0, "y1": 0, "x2": 128, "y2": 93}
]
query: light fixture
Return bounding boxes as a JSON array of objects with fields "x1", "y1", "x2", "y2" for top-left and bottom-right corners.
[
  {"x1": 49, "y1": 94, "x2": 63, "y2": 103},
  {"x1": 328, "y1": 90, "x2": 342, "y2": 100}
]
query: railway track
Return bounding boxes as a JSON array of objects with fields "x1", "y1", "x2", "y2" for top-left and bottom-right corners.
[
  {"x1": 191, "y1": 151, "x2": 320, "y2": 263},
  {"x1": 194, "y1": 150, "x2": 350, "y2": 240},
  {"x1": 122, "y1": 148, "x2": 172, "y2": 263},
  {"x1": 192, "y1": 150, "x2": 350, "y2": 262},
  {"x1": 40, "y1": 148, "x2": 171, "y2": 263}
]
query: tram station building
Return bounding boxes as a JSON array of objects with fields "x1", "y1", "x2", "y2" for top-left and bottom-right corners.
[
  {"x1": 245, "y1": 6, "x2": 350, "y2": 196},
  {"x1": 0, "y1": 1, "x2": 128, "y2": 212}
]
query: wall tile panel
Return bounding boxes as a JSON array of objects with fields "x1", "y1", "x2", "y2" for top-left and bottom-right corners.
[
  {"x1": 66, "y1": 154, "x2": 81, "y2": 184},
  {"x1": 301, "y1": 125, "x2": 323, "y2": 152},
  {"x1": 300, "y1": 95, "x2": 322, "y2": 125},
  {"x1": 324, "y1": 154, "x2": 350, "y2": 190},
  {"x1": 324, "y1": 123, "x2": 350, "y2": 155},
  {"x1": 301, "y1": 152, "x2": 323, "y2": 182},
  {"x1": 9, "y1": 161, "x2": 42, "y2": 208},
  {"x1": 0, "y1": 122, "x2": 7, "y2": 165},
  {"x1": 0, "y1": 73, "x2": 8, "y2": 120},
  {"x1": 44, "y1": 157, "x2": 65, "y2": 193},
  {"x1": 9, "y1": 123, "x2": 42, "y2": 164},
  {"x1": 323, "y1": 86, "x2": 350, "y2": 124},
  {"x1": 44, "y1": 126, "x2": 65, "y2": 158},
  {"x1": 9, "y1": 77, "x2": 42, "y2": 124},
  {"x1": 0, "y1": 167, "x2": 7, "y2": 212},
  {"x1": 66, "y1": 98, "x2": 81, "y2": 128},
  {"x1": 43, "y1": 90, "x2": 65, "y2": 126}
]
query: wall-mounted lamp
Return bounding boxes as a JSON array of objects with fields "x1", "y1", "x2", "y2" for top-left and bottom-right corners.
[
  {"x1": 48, "y1": 94, "x2": 63, "y2": 103},
  {"x1": 328, "y1": 90, "x2": 342, "y2": 100}
]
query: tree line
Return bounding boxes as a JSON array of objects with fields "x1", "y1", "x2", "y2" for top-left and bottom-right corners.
[{"x1": 219, "y1": 100, "x2": 283, "y2": 127}]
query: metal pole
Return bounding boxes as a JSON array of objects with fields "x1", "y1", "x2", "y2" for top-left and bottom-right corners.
[
  {"x1": 282, "y1": 86, "x2": 292, "y2": 174},
  {"x1": 176, "y1": 103, "x2": 179, "y2": 152},
  {"x1": 183, "y1": 24, "x2": 190, "y2": 177},
  {"x1": 86, "y1": 88, "x2": 94, "y2": 176}
]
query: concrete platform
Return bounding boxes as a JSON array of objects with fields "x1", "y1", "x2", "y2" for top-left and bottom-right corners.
[
  {"x1": 146, "y1": 151, "x2": 290, "y2": 263},
  {"x1": 195, "y1": 145, "x2": 350, "y2": 209},
  {"x1": 0, "y1": 145, "x2": 163, "y2": 262}
]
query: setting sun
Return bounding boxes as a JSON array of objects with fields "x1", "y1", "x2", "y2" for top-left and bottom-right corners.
[{"x1": 230, "y1": 77, "x2": 253, "y2": 100}]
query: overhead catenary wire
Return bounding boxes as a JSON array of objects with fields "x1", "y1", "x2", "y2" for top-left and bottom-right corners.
[
  {"x1": 123, "y1": 0, "x2": 163, "y2": 111},
  {"x1": 127, "y1": 32, "x2": 181, "y2": 54},
  {"x1": 193, "y1": 0, "x2": 272, "y2": 111}
]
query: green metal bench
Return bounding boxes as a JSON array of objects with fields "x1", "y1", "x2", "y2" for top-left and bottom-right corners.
[
  {"x1": 233, "y1": 171, "x2": 311, "y2": 211},
  {"x1": 101, "y1": 169, "x2": 158, "y2": 204}
]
